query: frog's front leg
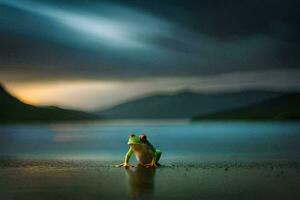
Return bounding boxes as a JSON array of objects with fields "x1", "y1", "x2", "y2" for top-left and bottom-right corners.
[
  {"x1": 114, "y1": 148, "x2": 135, "y2": 168},
  {"x1": 144, "y1": 149, "x2": 162, "y2": 168}
]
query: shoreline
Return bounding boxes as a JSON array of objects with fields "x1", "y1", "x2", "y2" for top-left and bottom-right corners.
[{"x1": 1, "y1": 158, "x2": 299, "y2": 169}]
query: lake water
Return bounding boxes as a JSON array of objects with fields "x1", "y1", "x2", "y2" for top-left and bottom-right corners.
[
  {"x1": 1, "y1": 121, "x2": 300, "y2": 200},
  {"x1": 1, "y1": 120, "x2": 299, "y2": 163}
]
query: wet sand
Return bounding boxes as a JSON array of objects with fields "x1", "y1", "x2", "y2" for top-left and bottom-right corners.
[{"x1": 0, "y1": 159, "x2": 299, "y2": 200}]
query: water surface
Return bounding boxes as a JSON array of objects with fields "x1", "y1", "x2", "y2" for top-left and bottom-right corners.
[
  {"x1": 1, "y1": 121, "x2": 300, "y2": 200},
  {"x1": 0, "y1": 120, "x2": 299, "y2": 162}
]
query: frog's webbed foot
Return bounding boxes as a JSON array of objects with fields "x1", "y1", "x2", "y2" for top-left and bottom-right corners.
[
  {"x1": 144, "y1": 163, "x2": 158, "y2": 168},
  {"x1": 113, "y1": 163, "x2": 135, "y2": 168}
]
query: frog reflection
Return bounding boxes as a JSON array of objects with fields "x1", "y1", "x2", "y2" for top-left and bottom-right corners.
[{"x1": 125, "y1": 165, "x2": 155, "y2": 199}]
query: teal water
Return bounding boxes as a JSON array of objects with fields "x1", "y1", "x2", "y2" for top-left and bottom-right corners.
[
  {"x1": 0, "y1": 120, "x2": 299, "y2": 162},
  {"x1": 1, "y1": 121, "x2": 300, "y2": 200}
]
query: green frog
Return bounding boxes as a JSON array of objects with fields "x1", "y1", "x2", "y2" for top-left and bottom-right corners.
[{"x1": 115, "y1": 134, "x2": 162, "y2": 168}]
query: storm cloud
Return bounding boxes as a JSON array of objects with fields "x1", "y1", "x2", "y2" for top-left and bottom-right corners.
[{"x1": 0, "y1": 0, "x2": 300, "y2": 82}]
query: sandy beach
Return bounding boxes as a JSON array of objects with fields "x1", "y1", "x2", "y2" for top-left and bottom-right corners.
[{"x1": 0, "y1": 159, "x2": 299, "y2": 200}]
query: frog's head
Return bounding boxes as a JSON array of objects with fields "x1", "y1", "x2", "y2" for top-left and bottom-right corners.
[{"x1": 127, "y1": 134, "x2": 142, "y2": 145}]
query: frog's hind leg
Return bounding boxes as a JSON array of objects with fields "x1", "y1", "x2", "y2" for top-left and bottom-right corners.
[{"x1": 156, "y1": 150, "x2": 162, "y2": 165}]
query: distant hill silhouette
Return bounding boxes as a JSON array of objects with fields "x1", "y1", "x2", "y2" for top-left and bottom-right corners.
[
  {"x1": 192, "y1": 93, "x2": 300, "y2": 121},
  {"x1": 0, "y1": 84, "x2": 99, "y2": 123},
  {"x1": 96, "y1": 90, "x2": 283, "y2": 119}
]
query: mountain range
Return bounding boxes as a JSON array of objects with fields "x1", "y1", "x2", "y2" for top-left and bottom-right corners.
[
  {"x1": 95, "y1": 90, "x2": 284, "y2": 119},
  {"x1": 192, "y1": 93, "x2": 300, "y2": 121},
  {"x1": 2, "y1": 82, "x2": 299, "y2": 122},
  {"x1": 0, "y1": 84, "x2": 99, "y2": 123}
]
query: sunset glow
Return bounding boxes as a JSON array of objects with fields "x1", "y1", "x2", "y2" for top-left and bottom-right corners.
[
  {"x1": 4, "y1": 69, "x2": 300, "y2": 111},
  {"x1": 5, "y1": 81, "x2": 119, "y2": 109}
]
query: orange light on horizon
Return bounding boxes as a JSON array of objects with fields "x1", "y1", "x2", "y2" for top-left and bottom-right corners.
[
  {"x1": 4, "y1": 84, "x2": 47, "y2": 106},
  {"x1": 3, "y1": 80, "x2": 122, "y2": 110}
]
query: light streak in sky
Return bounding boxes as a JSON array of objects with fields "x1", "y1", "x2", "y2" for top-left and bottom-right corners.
[{"x1": 0, "y1": 0, "x2": 157, "y2": 48}]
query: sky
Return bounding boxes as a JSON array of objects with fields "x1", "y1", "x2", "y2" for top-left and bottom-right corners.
[{"x1": 0, "y1": 0, "x2": 300, "y2": 110}]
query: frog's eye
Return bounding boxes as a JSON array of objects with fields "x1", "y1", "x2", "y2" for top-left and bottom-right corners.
[
  {"x1": 139, "y1": 134, "x2": 147, "y2": 141},
  {"x1": 129, "y1": 134, "x2": 135, "y2": 138}
]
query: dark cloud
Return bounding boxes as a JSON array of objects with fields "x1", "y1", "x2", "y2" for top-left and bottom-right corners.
[
  {"x1": 0, "y1": 0, "x2": 299, "y2": 82},
  {"x1": 112, "y1": 0, "x2": 300, "y2": 41}
]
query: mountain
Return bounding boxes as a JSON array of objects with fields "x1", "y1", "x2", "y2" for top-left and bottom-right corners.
[
  {"x1": 192, "y1": 93, "x2": 300, "y2": 121},
  {"x1": 0, "y1": 84, "x2": 99, "y2": 123},
  {"x1": 95, "y1": 90, "x2": 283, "y2": 119}
]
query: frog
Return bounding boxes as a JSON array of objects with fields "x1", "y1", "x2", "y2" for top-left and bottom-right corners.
[{"x1": 115, "y1": 134, "x2": 162, "y2": 168}]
